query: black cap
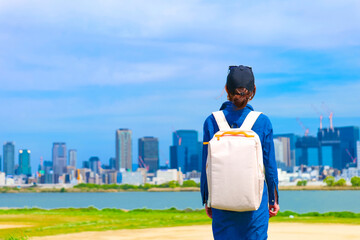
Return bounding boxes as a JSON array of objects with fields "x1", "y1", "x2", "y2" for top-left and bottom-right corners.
[{"x1": 226, "y1": 65, "x2": 255, "y2": 93}]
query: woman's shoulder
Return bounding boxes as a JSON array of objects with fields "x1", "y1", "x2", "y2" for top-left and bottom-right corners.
[
  {"x1": 253, "y1": 111, "x2": 273, "y2": 132},
  {"x1": 257, "y1": 112, "x2": 271, "y2": 124},
  {"x1": 203, "y1": 113, "x2": 217, "y2": 129},
  {"x1": 203, "y1": 113, "x2": 219, "y2": 140},
  {"x1": 240, "y1": 104, "x2": 272, "y2": 129}
]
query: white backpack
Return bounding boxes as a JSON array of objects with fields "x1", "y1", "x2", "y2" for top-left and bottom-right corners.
[{"x1": 206, "y1": 110, "x2": 265, "y2": 212}]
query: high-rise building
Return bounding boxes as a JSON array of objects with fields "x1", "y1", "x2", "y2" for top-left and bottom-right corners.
[
  {"x1": 295, "y1": 136, "x2": 320, "y2": 166},
  {"x1": 356, "y1": 141, "x2": 360, "y2": 169},
  {"x1": 321, "y1": 145, "x2": 333, "y2": 167},
  {"x1": 109, "y1": 157, "x2": 116, "y2": 170},
  {"x1": 19, "y1": 149, "x2": 31, "y2": 176},
  {"x1": 274, "y1": 133, "x2": 297, "y2": 168},
  {"x1": 41, "y1": 160, "x2": 53, "y2": 184},
  {"x1": 52, "y1": 142, "x2": 67, "y2": 183},
  {"x1": 273, "y1": 138, "x2": 285, "y2": 170},
  {"x1": 318, "y1": 126, "x2": 359, "y2": 169},
  {"x1": 277, "y1": 126, "x2": 359, "y2": 170},
  {"x1": 170, "y1": 145, "x2": 186, "y2": 170},
  {"x1": 69, "y1": 149, "x2": 77, "y2": 168},
  {"x1": 115, "y1": 129, "x2": 132, "y2": 171},
  {"x1": 0, "y1": 155, "x2": 2, "y2": 172},
  {"x1": 274, "y1": 137, "x2": 291, "y2": 169},
  {"x1": 82, "y1": 161, "x2": 90, "y2": 169},
  {"x1": 138, "y1": 137, "x2": 159, "y2": 173},
  {"x1": 89, "y1": 156, "x2": 100, "y2": 174},
  {"x1": 3, "y1": 142, "x2": 15, "y2": 175},
  {"x1": 170, "y1": 130, "x2": 201, "y2": 173}
]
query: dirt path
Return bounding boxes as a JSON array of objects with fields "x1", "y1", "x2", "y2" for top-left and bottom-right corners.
[
  {"x1": 31, "y1": 223, "x2": 360, "y2": 240},
  {"x1": 0, "y1": 224, "x2": 32, "y2": 229},
  {"x1": 268, "y1": 223, "x2": 360, "y2": 240}
]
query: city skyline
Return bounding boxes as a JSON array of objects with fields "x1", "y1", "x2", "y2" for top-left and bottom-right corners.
[
  {"x1": 3, "y1": 119, "x2": 359, "y2": 176},
  {"x1": 1, "y1": 1, "x2": 360, "y2": 172}
]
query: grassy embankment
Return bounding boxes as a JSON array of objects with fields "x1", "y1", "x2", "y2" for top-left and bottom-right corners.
[
  {"x1": 1, "y1": 208, "x2": 360, "y2": 239},
  {"x1": 1, "y1": 183, "x2": 360, "y2": 193},
  {"x1": 278, "y1": 185, "x2": 360, "y2": 191},
  {"x1": 0, "y1": 182, "x2": 200, "y2": 193}
]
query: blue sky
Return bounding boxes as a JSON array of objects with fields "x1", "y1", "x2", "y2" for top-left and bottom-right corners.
[{"x1": 0, "y1": 0, "x2": 360, "y2": 172}]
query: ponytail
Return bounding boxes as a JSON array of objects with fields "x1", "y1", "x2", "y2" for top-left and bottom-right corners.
[{"x1": 227, "y1": 86, "x2": 256, "y2": 109}]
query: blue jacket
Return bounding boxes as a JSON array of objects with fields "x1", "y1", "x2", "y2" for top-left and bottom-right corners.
[{"x1": 200, "y1": 102, "x2": 279, "y2": 239}]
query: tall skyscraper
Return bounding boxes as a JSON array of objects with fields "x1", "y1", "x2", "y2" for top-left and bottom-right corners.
[
  {"x1": 138, "y1": 137, "x2": 159, "y2": 173},
  {"x1": 274, "y1": 138, "x2": 284, "y2": 168},
  {"x1": 170, "y1": 130, "x2": 201, "y2": 173},
  {"x1": 89, "y1": 156, "x2": 100, "y2": 174},
  {"x1": 69, "y1": 149, "x2": 77, "y2": 168},
  {"x1": 273, "y1": 137, "x2": 291, "y2": 171},
  {"x1": 274, "y1": 133, "x2": 297, "y2": 168},
  {"x1": 82, "y1": 161, "x2": 90, "y2": 169},
  {"x1": 41, "y1": 160, "x2": 53, "y2": 184},
  {"x1": 19, "y1": 149, "x2": 31, "y2": 176},
  {"x1": 170, "y1": 145, "x2": 186, "y2": 170},
  {"x1": 115, "y1": 129, "x2": 132, "y2": 171},
  {"x1": 318, "y1": 126, "x2": 359, "y2": 169},
  {"x1": 89, "y1": 157, "x2": 101, "y2": 174},
  {"x1": 109, "y1": 157, "x2": 116, "y2": 170},
  {"x1": 3, "y1": 142, "x2": 15, "y2": 175},
  {"x1": 357, "y1": 141, "x2": 360, "y2": 169},
  {"x1": 52, "y1": 142, "x2": 67, "y2": 183}
]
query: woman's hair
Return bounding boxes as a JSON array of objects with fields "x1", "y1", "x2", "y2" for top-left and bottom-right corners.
[{"x1": 226, "y1": 86, "x2": 256, "y2": 109}]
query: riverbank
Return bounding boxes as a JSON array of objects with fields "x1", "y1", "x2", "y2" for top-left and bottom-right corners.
[
  {"x1": 1, "y1": 185, "x2": 360, "y2": 193},
  {"x1": 279, "y1": 185, "x2": 360, "y2": 191},
  {"x1": 1, "y1": 208, "x2": 360, "y2": 239},
  {"x1": 0, "y1": 186, "x2": 200, "y2": 193},
  {"x1": 30, "y1": 223, "x2": 360, "y2": 240}
]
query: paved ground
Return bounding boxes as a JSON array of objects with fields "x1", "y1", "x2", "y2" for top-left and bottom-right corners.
[{"x1": 28, "y1": 223, "x2": 360, "y2": 240}]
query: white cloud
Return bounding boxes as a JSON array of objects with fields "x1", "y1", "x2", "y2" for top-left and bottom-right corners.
[
  {"x1": 1, "y1": 0, "x2": 360, "y2": 119},
  {"x1": 1, "y1": 0, "x2": 359, "y2": 91},
  {"x1": 0, "y1": 55, "x2": 186, "y2": 90},
  {"x1": 1, "y1": 0, "x2": 360, "y2": 47}
]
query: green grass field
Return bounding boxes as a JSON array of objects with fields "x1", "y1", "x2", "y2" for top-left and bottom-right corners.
[
  {"x1": 1, "y1": 183, "x2": 360, "y2": 193},
  {"x1": 1, "y1": 208, "x2": 360, "y2": 240}
]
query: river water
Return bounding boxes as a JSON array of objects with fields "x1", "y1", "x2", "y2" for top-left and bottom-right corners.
[{"x1": 1, "y1": 191, "x2": 359, "y2": 213}]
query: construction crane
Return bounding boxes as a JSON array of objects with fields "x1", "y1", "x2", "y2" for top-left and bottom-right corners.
[
  {"x1": 138, "y1": 156, "x2": 149, "y2": 171},
  {"x1": 311, "y1": 104, "x2": 324, "y2": 130},
  {"x1": 172, "y1": 128, "x2": 182, "y2": 146},
  {"x1": 296, "y1": 118, "x2": 309, "y2": 136},
  {"x1": 345, "y1": 149, "x2": 357, "y2": 164},
  {"x1": 321, "y1": 102, "x2": 334, "y2": 131}
]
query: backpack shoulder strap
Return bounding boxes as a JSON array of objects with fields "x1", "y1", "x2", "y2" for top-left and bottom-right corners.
[
  {"x1": 212, "y1": 111, "x2": 231, "y2": 131},
  {"x1": 239, "y1": 111, "x2": 262, "y2": 131}
]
